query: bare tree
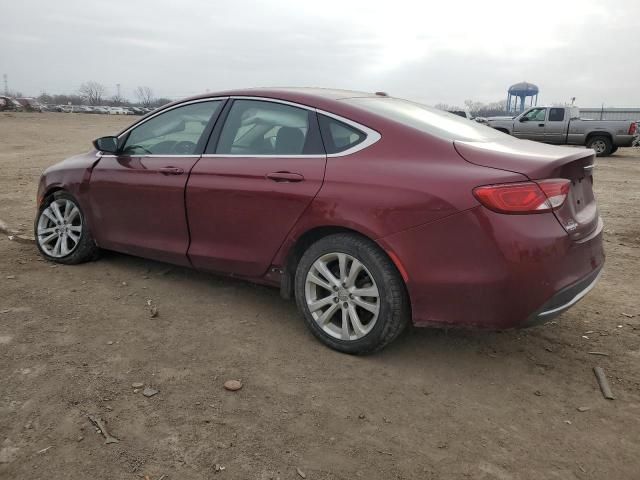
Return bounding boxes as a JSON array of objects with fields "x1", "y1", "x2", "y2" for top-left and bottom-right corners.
[
  {"x1": 79, "y1": 81, "x2": 106, "y2": 105},
  {"x1": 134, "y1": 86, "x2": 155, "y2": 107},
  {"x1": 111, "y1": 93, "x2": 125, "y2": 106},
  {"x1": 435, "y1": 103, "x2": 463, "y2": 112}
]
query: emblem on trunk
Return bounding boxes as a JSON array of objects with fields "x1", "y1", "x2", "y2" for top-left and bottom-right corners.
[{"x1": 565, "y1": 219, "x2": 578, "y2": 232}]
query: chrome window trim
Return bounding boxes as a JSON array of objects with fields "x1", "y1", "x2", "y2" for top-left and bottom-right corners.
[
  {"x1": 103, "y1": 95, "x2": 381, "y2": 158},
  {"x1": 228, "y1": 96, "x2": 382, "y2": 157},
  {"x1": 315, "y1": 109, "x2": 381, "y2": 157}
]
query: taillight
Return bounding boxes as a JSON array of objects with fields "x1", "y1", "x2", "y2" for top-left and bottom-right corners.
[
  {"x1": 629, "y1": 122, "x2": 638, "y2": 135},
  {"x1": 473, "y1": 179, "x2": 570, "y2": 214}
]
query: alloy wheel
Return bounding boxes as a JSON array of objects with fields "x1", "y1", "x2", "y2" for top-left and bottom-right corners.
[
  {"x1": 304, "y1": 252, "x2": 380, "y2": 341},
  {"x1": 591, "y1": 140, "x2": 606, "y2": 154},
  {"x1": 36, "y1": 198, "x2": 83, "y2": 258}
]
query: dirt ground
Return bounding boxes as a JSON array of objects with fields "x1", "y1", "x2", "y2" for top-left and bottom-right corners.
[{"x1": 1, "y1": 112, "x2": 639, "y2": 480}]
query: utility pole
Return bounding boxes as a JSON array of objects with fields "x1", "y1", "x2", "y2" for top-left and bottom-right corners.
[
  {"x1": 116, "y1": 83, "x2": 121, "y2": 101},
  {"x1": 3, "y1": 74, "x2": 8, "y2": 96}
]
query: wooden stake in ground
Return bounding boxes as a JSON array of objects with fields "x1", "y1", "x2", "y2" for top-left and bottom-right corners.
[{"x1": 593, "y1": 366, "x2": 615, "y2": 400}]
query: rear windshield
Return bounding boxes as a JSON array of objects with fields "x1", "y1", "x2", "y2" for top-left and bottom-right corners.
[{"x1": 344, "y1": 97, "x2": 505, "y2": 142}]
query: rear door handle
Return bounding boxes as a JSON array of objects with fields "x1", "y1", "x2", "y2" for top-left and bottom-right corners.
[
  {"x1": 266, "y1": 172, "x2": 304, "y2": 182},
  {"x1": 159, "y1": 167, "x2": 184, "y2": 175}
]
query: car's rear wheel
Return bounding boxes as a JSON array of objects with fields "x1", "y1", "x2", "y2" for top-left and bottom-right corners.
[
  {"x1": 294, "y1": 233, "x2": 409, "y2": 354},
  {"x1": 35, "y1": 191, "x2": 99, "y2": 264},
  {"x1": 587, "y1": 135, "x2": 613, "y2": 157}
]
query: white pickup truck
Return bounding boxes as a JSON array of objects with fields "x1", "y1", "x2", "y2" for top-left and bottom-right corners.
[{"x1": 481, "y1": 106, "x2": 637, "y2": 156}]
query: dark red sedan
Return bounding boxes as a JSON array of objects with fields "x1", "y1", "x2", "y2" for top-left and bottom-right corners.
[{"x1": 35, "y1": 88, "x2": 604, "y2": 353}]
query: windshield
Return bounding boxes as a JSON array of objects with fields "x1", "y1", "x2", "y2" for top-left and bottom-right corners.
[{"x1": 344, "y1": 97, "x2": 506, "y2": 142}]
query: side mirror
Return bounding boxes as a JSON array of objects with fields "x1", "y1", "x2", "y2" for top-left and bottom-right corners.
[
  {"x1": 93, "y1": 136, "x2": 119, "y2": 153},
  {"x1": 519, "y1": 116, "x2": 528, "y2": 122}
]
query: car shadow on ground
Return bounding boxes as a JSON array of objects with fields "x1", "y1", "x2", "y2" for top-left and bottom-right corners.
[{"x1": 96, "y1": 249, "x2": 539, "y2": 365}]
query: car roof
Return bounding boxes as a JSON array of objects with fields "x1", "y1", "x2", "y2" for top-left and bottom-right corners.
[{"x1": 183, "y1": 87, "x2": 379, "y2": 105}]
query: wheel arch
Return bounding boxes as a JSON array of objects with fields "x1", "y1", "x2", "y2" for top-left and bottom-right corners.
[
  {"x1": 278, "y1": 225, "x2": 408, "y2": 301},
  {"x1": 585, "y1": 131, "x2": 613, "y2": 143}
]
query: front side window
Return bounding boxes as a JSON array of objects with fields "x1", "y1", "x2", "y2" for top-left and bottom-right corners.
[
  {"x1": 318, "y1": 115, "x2": 366, "y2": 154},
  {"x1": 121, "y1": 100, "x2": 222, "y2": 155},
  {"x1": 215, "y1": 100, "x2": 318, "y2": 155},
  {"x1": 548, "y1": 108, "x2": 565, "y2": 122},
  {"x1": 523, "y1": 108, "x2": 547, "y2": 122}
]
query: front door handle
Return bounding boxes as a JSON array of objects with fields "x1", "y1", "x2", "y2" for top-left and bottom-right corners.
[
  {"x1": 538, "y1": 123, "x2": 545, "y2": 127},
  {"x1": 159, "y1": 167, "x2": 184, "y2": 175},
  {"x1": 266, "y1": 172, "x2": 304, "y2": 182}
]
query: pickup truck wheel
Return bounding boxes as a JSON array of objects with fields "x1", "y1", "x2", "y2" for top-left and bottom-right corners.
[{"x1": 587, "y1": 135, "x2": 613, "y2": 157}]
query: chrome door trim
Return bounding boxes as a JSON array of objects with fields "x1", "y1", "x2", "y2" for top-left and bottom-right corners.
[
  {"x1": 200, "y1": 154, "x2": 326, "y2": 159},
  {"x1": 99, "y1": 154, "x2": 202, "y2": 158}
]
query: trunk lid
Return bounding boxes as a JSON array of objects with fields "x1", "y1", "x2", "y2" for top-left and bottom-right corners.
[{"x1": 455, "y1": 138, "x2": 600, "y2": 241}]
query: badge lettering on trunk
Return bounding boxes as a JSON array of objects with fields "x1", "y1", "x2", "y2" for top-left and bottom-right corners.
[{"x1": 565, "y1": 219, "x2": 578, "y2": 232}]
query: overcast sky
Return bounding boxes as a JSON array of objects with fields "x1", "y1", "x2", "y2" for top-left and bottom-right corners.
[{"x1": 1, "y1": 0, "x2": 639, "y2": 107}]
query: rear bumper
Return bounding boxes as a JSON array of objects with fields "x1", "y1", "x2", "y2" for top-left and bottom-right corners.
[
  {"x1": 613, "y1": 135, "x2": 634, "y2": 147},
  {"x1": 523, "y1": 266, "x2": 602, "y2": 326},
  {"x1": 378, "y1": 206, "x2": 605, "y2": 329}
]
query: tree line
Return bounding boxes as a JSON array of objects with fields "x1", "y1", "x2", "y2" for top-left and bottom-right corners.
[
  {"x1": 435, "y1": 99, "x2": 509, "y2": 117},
  {"x1": 36, "y1": 81, "x2": 171, "y2": 108}
]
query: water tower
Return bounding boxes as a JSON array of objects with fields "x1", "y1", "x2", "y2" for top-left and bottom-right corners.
[{"x1": 507, "y1": 82, "x2": 539, "y2": 113}]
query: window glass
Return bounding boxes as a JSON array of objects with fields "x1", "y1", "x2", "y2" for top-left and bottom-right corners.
[
  {"x1": 318, "y1": 114, "x2": 366, "y2": 154},
  {"x1": 122, "y1": 100, "x2": 222, "y2": 155},
  {"x1": 523, "y1": 108, "x2": 547, "y2": 122},
  {"x1": 345, "y1": 97, "x2": 505, "y2": 141},
  {"x1": 216, "y1": 100, "x2": 312, "y2": 155},
  {"x1": 548, "y1": 108, "x2": 565, "y2": 122}
]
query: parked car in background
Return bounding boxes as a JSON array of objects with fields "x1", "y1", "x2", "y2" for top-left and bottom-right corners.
[
  {"x1": 108, "y1": 107, "x2": 127, "y2": 115},
  {"x1": 483, "y1": 106, "x2": 636, "y2": 156},
  {"x1": 16, "y1": 97, "x2": 44, "y2": 112},
  {"x1": 0, "y1": 96, "x2": 23, "y2": 111},
  {"x1": 35, "y1": 88, "x2": 604, "y2": 353},
  {"x1": 448, "y1": 110, "x2": 473, "y2": 120}
]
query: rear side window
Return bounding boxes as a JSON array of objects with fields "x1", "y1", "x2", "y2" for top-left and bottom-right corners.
[
  {"x1": 345, "y1": 97, "x2": 505, "y2": 142},
  {"x1": 318, "y1": 115, "x2": 366, "y2": 154},
  {"x1": 215, "y1": 100, "x2": 323, "y2": 155},
  {"x1": 548, "y1": 108, "x2": 565, "y2": 122}
]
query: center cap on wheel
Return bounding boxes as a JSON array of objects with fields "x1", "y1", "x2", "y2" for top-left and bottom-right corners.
[{"x1": 337, "y1": 289, "x2": 349, "y2": 302}]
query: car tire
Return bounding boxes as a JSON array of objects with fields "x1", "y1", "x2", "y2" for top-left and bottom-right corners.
[
  {"x1": 587, "y1": 135, "x2": 613, "y2": 157},
  {"x1": 34, "y1": 191, "x2": 99, "y2": 265},
  {"x1": 294, "y1": 233, "x2": 410, "y2": 354}
]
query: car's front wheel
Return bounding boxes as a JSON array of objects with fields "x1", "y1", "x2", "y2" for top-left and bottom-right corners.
[
  {"x1": 294, "y1": 233, "x2": 410, "y2": 354},
  {"x1": 35, "y1": 191, "x2": 99, "y2": 264}
]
